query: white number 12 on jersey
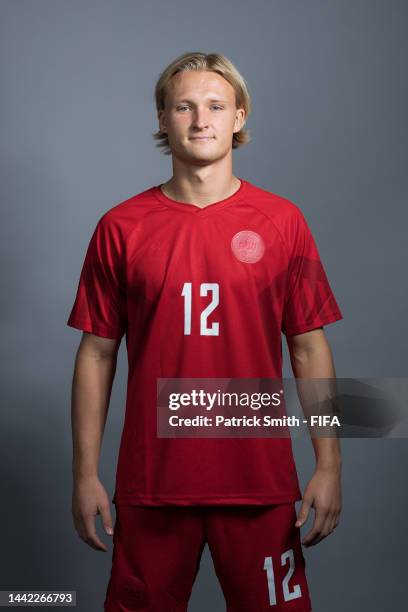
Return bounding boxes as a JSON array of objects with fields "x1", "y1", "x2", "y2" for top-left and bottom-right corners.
[
  {"x1": 181, "y1": 282, "x2": 219, "y2": 336},
  {"x1": 264, "y1": 549, "x2": 302, "y2": 605}
]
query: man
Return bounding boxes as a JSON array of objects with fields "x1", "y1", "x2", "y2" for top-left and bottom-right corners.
[{"x1": 67, "y1": 51, "x2": 342, "y2": 611}]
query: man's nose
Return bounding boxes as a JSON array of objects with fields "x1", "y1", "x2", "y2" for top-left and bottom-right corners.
[{"x1": 192, "y1": 109, "x2": 210, "y2": 128}]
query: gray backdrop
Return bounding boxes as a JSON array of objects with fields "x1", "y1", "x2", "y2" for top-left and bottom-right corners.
[{"x1": 1, "y1": 0, "x2": 407, "y2": 610}]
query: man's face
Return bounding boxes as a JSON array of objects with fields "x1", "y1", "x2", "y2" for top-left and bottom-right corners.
[{"x1": 158, "y1": 70, "x2": 246, "y2": 165}]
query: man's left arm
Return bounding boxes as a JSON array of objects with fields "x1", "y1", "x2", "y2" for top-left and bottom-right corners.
[{"x1": 286, "y1": 327, "x2": 342, "y2": 547}]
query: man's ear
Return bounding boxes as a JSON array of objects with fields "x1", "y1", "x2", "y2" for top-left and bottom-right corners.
[
  {"x1": 233, "y1": 109, "x2": 246, "y2": 133},
  {"x1": 158, "y1": 110, "x2": 167, "y2": 133}
]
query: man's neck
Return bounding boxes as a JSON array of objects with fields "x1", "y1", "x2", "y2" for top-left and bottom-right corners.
[{"x1": 160, "y1": 173, "x2": 241, "y2": 208}]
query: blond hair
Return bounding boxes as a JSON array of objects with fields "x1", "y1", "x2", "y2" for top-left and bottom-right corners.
[{"x1": 152, "y1": 51, "x2": 251, "y2": 155}]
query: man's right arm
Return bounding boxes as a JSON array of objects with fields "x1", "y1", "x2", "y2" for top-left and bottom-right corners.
[{"x1": 70, "y1": 331, "x2": 121, "y2": 551}]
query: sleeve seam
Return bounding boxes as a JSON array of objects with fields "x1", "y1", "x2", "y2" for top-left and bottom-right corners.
[
  {"x1": 282, "y1": 311, "x2": 343, "y2": 336},
  {"x1": 67, "y1": 316, "x2": 124, "y2": 339}
]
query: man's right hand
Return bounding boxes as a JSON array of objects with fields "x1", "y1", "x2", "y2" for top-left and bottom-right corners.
[{"x1": 72, "y1": 475, "x2": 114, "y2": 551}]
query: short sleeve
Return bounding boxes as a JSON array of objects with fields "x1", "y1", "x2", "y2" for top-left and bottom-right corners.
[
  {"x1": 281, "y1": 210, "x2": 343, "y2": 336},
  {"x1": 66, "y1": 214, "x2": 127, "y2": 339}
]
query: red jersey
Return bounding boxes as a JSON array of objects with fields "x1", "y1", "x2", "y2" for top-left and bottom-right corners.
[{"x1": 67, "y1": 178, "x2": 343, "y2": 506}]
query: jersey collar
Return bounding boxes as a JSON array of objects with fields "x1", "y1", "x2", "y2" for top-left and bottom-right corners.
[{"x1": 152, "y1": 178, "x2": 247, "y2": 218}]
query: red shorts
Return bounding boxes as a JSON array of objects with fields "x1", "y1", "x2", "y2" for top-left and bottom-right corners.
[{"x1": 104, "y1": 503, "x2": 312, "y2": 611}]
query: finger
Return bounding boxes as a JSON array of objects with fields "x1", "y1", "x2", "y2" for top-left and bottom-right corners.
[
  {"x1": 295, "y1": 499, "x2": 312, "y2": 527},
  {"x1": 319, "y1": 514, "x2": 335, "y2": 542},
  {"x1": 73, "y1": 514, "x2": 90, "y2": 543},
  {"x1": 98, "y1": 502, "x2": 114, "y2": 536},
  {"x1": 82, "y1": 514, "x2": 108, "y2": 551},
  {"x1": 330, "y1": 512, "x2": 341, "y2": 532},
  {"x1": 301, "y1": 508, "x2": 327, "y2": 546},
  {"x1": 326, "y1": 507, "x2": 340, "y2": 532},
  {"x1": 308, "y1": 510, "x2": 337, "y2": 546}
]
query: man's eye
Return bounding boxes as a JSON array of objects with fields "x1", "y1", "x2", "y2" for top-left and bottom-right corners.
[{"x1": 176, "y1": 105, "x2": 224, "y2": 111}]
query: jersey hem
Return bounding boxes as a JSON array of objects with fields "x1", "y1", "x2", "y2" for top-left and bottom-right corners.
[{"x1": 112, "y1": 491, "x2": 303, "y2": 506}]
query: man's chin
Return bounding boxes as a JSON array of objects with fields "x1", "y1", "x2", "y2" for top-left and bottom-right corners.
[{"x1": 175, "y1": 145, "x2": 225, "y2": 164}]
